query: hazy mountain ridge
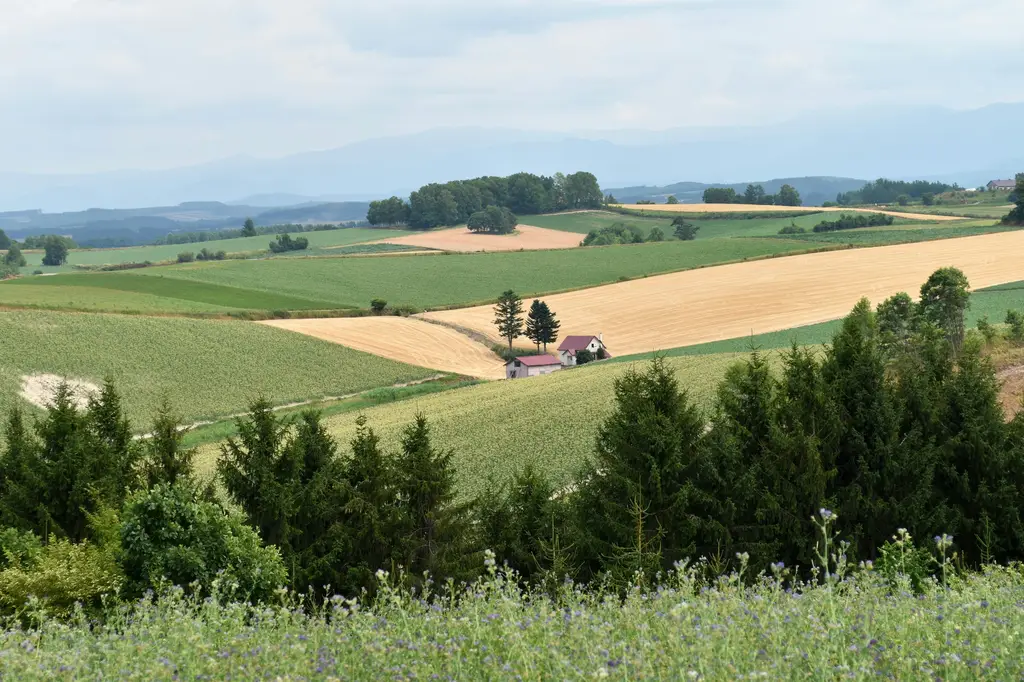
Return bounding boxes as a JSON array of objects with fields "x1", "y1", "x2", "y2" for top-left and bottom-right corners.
[
  {"x1": 605, "y1": 177, "x2": 870, "y2": 207},
  {"x1": 1, "y1": 103, "x2": 1021, "y2": 213}
]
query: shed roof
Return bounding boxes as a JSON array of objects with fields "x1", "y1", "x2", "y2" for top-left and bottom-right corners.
[
  {"x1": 558, "y1": 335, "x2": 599, "y2": 351},
  {"x1": 509, "y1": 354, "x2": 561, "y2": 367}
]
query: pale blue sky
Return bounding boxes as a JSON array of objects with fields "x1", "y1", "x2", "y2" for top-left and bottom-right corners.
[{"x1": 2, "y1": 0, "x2": 1023, "y2": 173}]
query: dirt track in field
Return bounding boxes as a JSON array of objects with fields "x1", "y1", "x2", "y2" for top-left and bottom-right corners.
[
  {"x1": 420, "y1": 230, "x2": 1024, "y2": 360},
  {"x1": 261, "y1": 317, "x2": 505, "y2": 380},
  {"x1": 374, "y1": 225, "x2": 582, "y2": 252},
  {"x1": 614, "y1": 203, "x2": 963, "y2": 222}
]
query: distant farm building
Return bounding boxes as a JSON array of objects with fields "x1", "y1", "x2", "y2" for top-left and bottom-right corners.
[
  {"x1": 557, "y1": 335, "x2": 610, "y2": 367},
  {"x1": 988, "y1": 179, "x2": 1016, "y2": 191},
  {"x1": 506, "y1": 354, "x2": 562, "y2": 379}
]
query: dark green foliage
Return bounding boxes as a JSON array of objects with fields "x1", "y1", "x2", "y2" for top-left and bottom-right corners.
[
  {"x1": 919, "y1": 267, "x2": 970, "y2": 352},
  {"x1": 493, "y1": 290, "x2": 524, "y2": 350},
  {"x1": 268, "y1": 234, "x2": 309, "y2": 253},
  {"x1": 897, "y1": 194, "x2": 910, "y2": 206},
  {"x1": 1006, "y1": 310, "x2": 1024, "y2": 343},
  {"x1": 394, "y1": 416, "x2": 474, "y2": 583},
  {"x1": 666, "y1": 195, "x2": 679, "y2": 204},
  {"x1": 1003, "y1": 174, "x2": 1024, "y2": 225},
  {"x1": 3, "y1": 243, "x2": 26, "y2": 268},
  {"x1": 370, "y1": 298, "x2": 388, "y2": 314},
  {"x1": 838, "y1": 179, "x2": 955, "y2": 205},
  {"x1": 812, "y1": 213, "x2": 895, "y2": 233},
  {"x1": 575, "y1": 349, "x2": 595, "y2": 365},
  {"x1": 922, "y1": 193, "x2": 935, "y2": 206},
  {"x1": 467, "y1": 206, "x2": 517, "y2": 234},
  {"x1": 0, "y1": 229, "x2": 10, "y2": 250},
  {"x1": 672, "y1": 217, "x2": 699, "y2": 240},
  {"x1": 776, "y1": 184, "x2": 802, "y2": 207},
  {"x1": 144, "y1": 401, "x2": 196, "y2": 489},
  {"x1": 876, "y1": 292, "x2": 919, "y2": 353},
  {"x1": 0, "y1": 381, "x2": 141, "y2": 542},
  {"x1": 21, "y1": 235, "x2": 77, "y2": 250},
  {"x1": 367, "y1": 197, "x2": 411, "y2": 226},
  {"x1": 778, "y1": 223, "x2": 806, "y2": 235},
  {"x1": 195, "y1": 247, "x2": 226, "y2": 261},
  {"x1": 702, "y1": 187, "x2": 738, "y2": 203},
  {"x1": 41, "y1": 235, "x2": 69, "y2": 266},
  {"x1": 119, "y1": 483, "x2": 286, "y2": 601},
  {"x1": 176, "y1": 251, "x2": 195, "y2": 263},
  {"x1": 647, "y1": 227, "x2": 665, "y2": 242},
  {"x1": 580, "y1": 223, "x2": 644, "y2": 246},
  {"x1": 241, "y1": 218, "x2": 257, "y2": 237}
]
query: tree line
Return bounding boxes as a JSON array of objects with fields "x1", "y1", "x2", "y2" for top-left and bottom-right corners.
[
  {"x1": 1003, "y1": 174, "x2": 1024, "y2": 226},
  {"x1": 4, "y1": 268, "x2": 1024, "y2": 615},
  {"x1": 837, "y1": 179, "x2": 956, "y2": 206},
  {"x1": 368, "y1": 172, "x2": 604, "y2": 230},
  {"x1": 812, "y1": 212, "x2": 895, "y2": 233},
  {"x1": 703, "y1": 184, "x2": 802, "y2": 207}
]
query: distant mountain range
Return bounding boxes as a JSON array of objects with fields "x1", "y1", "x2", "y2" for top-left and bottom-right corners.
[
  {"x1": 0, "y1": 201, "x2": 370, "y2": 247},
  {"x1": 0, "y1": 102, "x2": 1021, "y2": 216}
]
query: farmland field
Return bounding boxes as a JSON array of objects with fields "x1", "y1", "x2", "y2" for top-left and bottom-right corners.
[
  {"x1": 16, "y1": 227, "x2": 414, "y2": 274},
  {"x1": 616, "y1": 203, "x2": 965, "y2": 221},
  {"x1": 422, "y1": 230, "x2": 1024, "y2": 361},
  {"x1": 195, "y1": 353, "x2": 743, "y2": 496},
  {"x1": 774, "y1": 222, "x2": 1020, "y2": 247},
  {"x1": 109, "y1": 237, "x2": 815, "y2": 311},
  {"x1": 263, "y1": 316, "x2": 506, "y2": 379},
  {"x1": 374, "y1": 224, "x2": 582, "y2": 251},
  {"x1": 523, "y1": 210, "x2": 837, "y2": 239},
  {"x1": 0, "y1": 309, "x2": 436, "y2": 427}
]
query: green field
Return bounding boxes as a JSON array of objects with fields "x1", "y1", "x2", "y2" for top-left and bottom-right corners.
[
  {"x1": 0, "y1": 310, "x2": 436, "y2": 427},
  {"x1": 2, "y1": 237, "x2": 816, "y2": 313},
  {"x1": 193, "y1": 353, "x2": 745, "y2": 497},
  {"x1": 777, "y1": 222, "x2": 1019, "y2": 246},
  {"x1": 524, "y1": 210, "x2": 838, "y2": 239},
  {"x1": 16, "y1": 227, "x2": 414, "y2": 274}
]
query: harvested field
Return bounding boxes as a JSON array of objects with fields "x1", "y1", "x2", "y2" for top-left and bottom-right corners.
[
  {"x1": 615, "y1": 203, "x2": 964, "y2": 222},
  {"x1": 373, "y1": 225, "x2": 582, "y2": 252},
  {"x1": 261, "y1": 317, "x2": 506, "y2": 380},
  {"x1": 421, "y1": 230, "x2": 1024, "y2": 360}
]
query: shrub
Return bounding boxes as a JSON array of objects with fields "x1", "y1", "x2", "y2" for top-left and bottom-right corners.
[
  {"x1": 177, "y1": 252, "x2": 195, "y2": 263},
  {"x1": 812, "y1": 213, "x2": 895, "y2": 233},
  {"x1": 977, "y1": 316, "x2": 998, "y2": 345},
  {"x1": 1006, "y1": 310, "x2": 1024, "y2": 343},
  {"x1": 897, "y1": 194, "x2": 910, "y2": 206},
  {"x1": 576, "y1": 349, "x2": 595, "y2": 365},
  {"x1": 875, "y1": 530, "x2": 936, "y2": 594},
  {"x1": 119, "y1": 484, "x2": 287, "y2": 602},
  {"x1": 3, "y1": 243, "x2": 26, "y2": 268},
  {"x1": 635, "y1": 199, "x2": 655, "y2": 205},
  {"x1": 778, "y1": 223, "x2": 807, "y2": 235},
  {"x1": 647, "y1": 227, "x2": 665, "y2": 242},
  {"x1": 269, "y1": 234, "x2": 309, "y2": 253},
  {"x1": 581, "y1": 223, "x2": 644, "y2": 246},
  {"x1": 0, "y1": 536, "x2": 122, "y2": 618},
  {"x1": 370, "y1": 299, "x2": 388, "y2": 314}
]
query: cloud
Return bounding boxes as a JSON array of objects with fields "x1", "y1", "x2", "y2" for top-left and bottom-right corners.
[{"x1": 0, "y1": 0, "x2": 1022, "y2": 172}]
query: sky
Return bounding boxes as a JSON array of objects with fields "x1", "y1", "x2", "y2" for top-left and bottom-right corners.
[{"x1": 2, "y1": 0, "x2": 1023, "y2": 174}]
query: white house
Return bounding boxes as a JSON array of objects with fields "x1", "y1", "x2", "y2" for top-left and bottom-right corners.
[
  {"x1": 506, "y1": 354, "x2": 562, "y2": 379},
  {"x1": 557, "y1": 335, "x2": 611, "y2": 367}
]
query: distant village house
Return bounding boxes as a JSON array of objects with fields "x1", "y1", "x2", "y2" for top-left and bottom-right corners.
[
  {"x1": 987, "y1": 179, "x2": 1016, "y2": 191},
  {"x1": 557, "y1": 335, "x2": 611, "y2": 367},
  {"x1": 505, "y1": 354, "x2": 562, "y2": 379}
]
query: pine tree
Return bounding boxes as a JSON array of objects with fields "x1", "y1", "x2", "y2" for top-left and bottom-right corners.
[
  {"x1": 86, "y1": 379, "x2": 142, "y2": 500},
  {"x1": 525, "y1": 299, "x2": 545, "y2": 351},
  {"x1": 538, "y1": 301, "x2": 561, "y2": 352},
  {"x1": 395, "y1": 415, "x2": 474, "y2": 583},
  {"x1": 0, "y1": 408, "x2": 44, "y2": 532},
  {"x1": 144, "y1": 399, "x2": 196, "y2": 489},
  {"x1": 218, "y1": 399, "x2": 297, "y2": 551},
  {"x1": 493, "y1": 290, "x2": 524, "y2": 351}
]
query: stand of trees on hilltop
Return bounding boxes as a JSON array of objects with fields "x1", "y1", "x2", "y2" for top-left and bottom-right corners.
[
  {"x1": 837, "y1": 179, "x2": 957, "y2": 206},
  {"x1": 1002, "y1": 174, "x2": 1024, "y2": 225},
  {"x1": 702, "y1": 183, "x2": 802, "y2": 206},
  {"x1": 368, "y1": 172, "x2": 604, "y2": 230}
]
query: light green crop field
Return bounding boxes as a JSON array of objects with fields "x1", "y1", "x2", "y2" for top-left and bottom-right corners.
[
  {"x1": 125, "y1": 238, "x2": 816, "y2": 311},
  {"x1": 16, "y1": 227, "x2": 414, "y2": 274},
  {"x1": 0, "y1": 309, "x2": 436, "y2": 427},
  {"x1": 195, "y1": 353, "x2": 746, "y2": 497},
  {"x1": 523, "y1": 210, "x2": 838, "y2": 239},
  {"x1": 0, "y1": 272, "x2": 344, "y2": 313}
]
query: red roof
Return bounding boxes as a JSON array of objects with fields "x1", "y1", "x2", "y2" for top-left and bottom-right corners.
[
  {"x1": 510, "y1": 354, "x2": 561, "y2": 367},
  {"x1": 558, "y1": 335, "x2": 599, "y2": 351}
]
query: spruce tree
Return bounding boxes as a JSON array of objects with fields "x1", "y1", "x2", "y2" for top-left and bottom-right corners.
[
  {"x1": 86, "y1": 379, "x2": 142, "y2": 499},
  {"x1": 0, "y1": 408, "x2": 43, "y2": 532},
  {"x1": 493, "y1": 290, "x2": 524, "y2": 351},
  {"x1": 525, "y1": 299, "x2": 545, "y2": 351},
  {"x1": 395, "y1": 415, "x2": 474, "y2": 583},
  {"x1": 144, "y1": 400, "x2": 196, "y2": 489},
  {"x1": 538, "y1": 301, "x2": 561, "y2": 352}
]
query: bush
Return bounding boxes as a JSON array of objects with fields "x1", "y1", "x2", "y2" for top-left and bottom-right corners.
[
  {"x1": 812, "y1": 213, "x2": 895, "y2": 233},
  {"x1": 581, "y1": 223, "x2": 644, "y2": 246},
  {"x1": 575, "y1": 349, "x2": 595, "y2": 365},
  {"x1": 177, "y1": 252, "x2": 195, "y2": 263},
  {"x1": 977, "y1": 316, "x2": 998, "y2": 345},
  {"x1": 119, "y1": 484, "x2": 287, "y2": 602},
  {"x1": 897, "y1": 194, "x2": 910, "y2": 206},
  {"x1": 875, "y1": 530, "x2": 936, "y2": 594},
  {"x1": 778, "y1": 223, "x2": 807, "y2": 235},
  {"x1": 195, "y1": 248, "x2": 227, "y2": 261},
  {"x1": 3, "y1": 243, "x2": 26, "y2": 268},
  {"x1": 269, "y1": 234, "x2": 310, "y2": 253},
  {"x1": 922, "y1": 193, "x2": 935, "y2": 206},
  {"x1": 370, "y1": 299, "x2": 388, "y2": 314},
  {"x1": 0, "y1": 536, "x2": 122, "y2": 618},
  {"x1": 1006, "y1": 310, "x2": 1024, "y2": 343},
  {"x1": 647, "y1": 227, "x2": 665, "y2": 242}
]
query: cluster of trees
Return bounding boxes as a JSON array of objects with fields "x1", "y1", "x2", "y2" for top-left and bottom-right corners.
[
  {"x1": 580, "y1": 217, "x2": 697, "y2": 246},
  {"x1": 466, "y1": 206, "x2": 518, "y2": 235},
  {"x1": 493, "y1": 291, "x2": 561, "y2": 352},
  {"x1": 812, "y1": 213, "x2": 895, "y2": 233},
  {"x1": 3, "y1": 268, "x2": 1024, "y2": 613},
  {"x1": 837, "y1": 179, "x2": 955, "y2": 206},
  {"x1": 177, "y1": 248, "x2": 227, "y2": 263},
  {"x1": 1, "y1": 239, "x2": 26, "y2": 277},
  {"x1": 1003, "y1": 174, "x2": 1024, "y2": 226},
  {"x1": 369, "y1": 172, "x2": 603, "y2": 230},
  {"x1": 703, "y1": 184, "x2": 802, "y2": 207},
  {"x1": 268, "y1": 234, "x2": 310, "y2": 253}
]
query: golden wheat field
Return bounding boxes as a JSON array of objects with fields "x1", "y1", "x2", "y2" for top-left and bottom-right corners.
[
  {"x1": 373, "y1": 224, "x2": 582, "y2": 252},
  {"x1": 613, "y1": 203, "x2": 963, "y2": 222},
  {"x1": 261, "y1": 316, "x2": 506, "y2": 379},
  {"x1": 419, "y1": 230, "x2": 1024, "y2": 360}
]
